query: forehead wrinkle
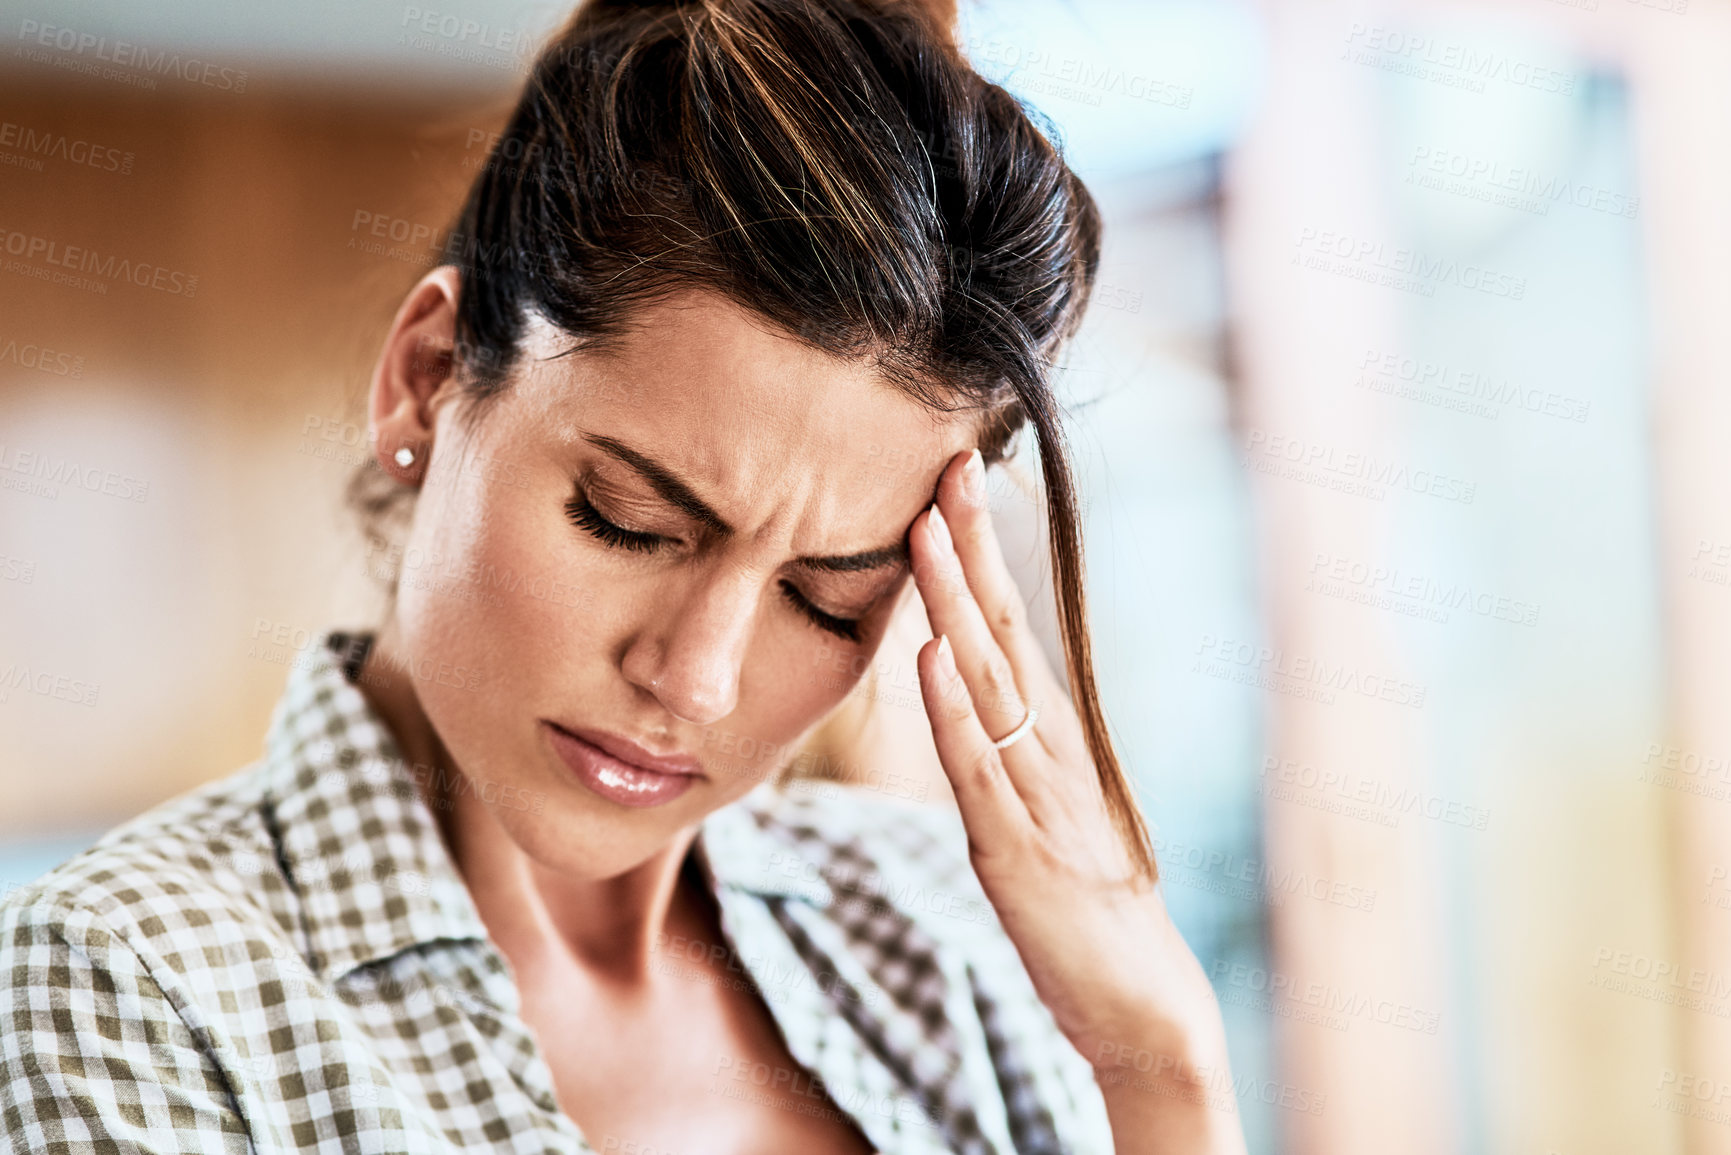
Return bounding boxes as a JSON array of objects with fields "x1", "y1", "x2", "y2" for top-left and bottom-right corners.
[{"x1": 507, "y1": 290, "x2": 966, "y2": 566}]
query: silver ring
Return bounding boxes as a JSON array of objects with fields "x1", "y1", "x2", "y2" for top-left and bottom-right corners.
[{"x1": 992, "y1": 705, "x2": 1039, "y2": 750}]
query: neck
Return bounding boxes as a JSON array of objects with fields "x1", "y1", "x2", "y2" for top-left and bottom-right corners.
[{"x1": 356, "y1": 620, "x2": 712, "y2": 986}]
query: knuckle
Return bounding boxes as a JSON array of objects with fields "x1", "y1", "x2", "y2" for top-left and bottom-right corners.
[{"x1": 963, "y1": 748, "x2": 1004, "y2": 791}]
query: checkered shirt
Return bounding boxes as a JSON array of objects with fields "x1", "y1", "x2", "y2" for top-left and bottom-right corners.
[{"x1": 0, "y1": 634, "x2": 1111, "y2": 1153}]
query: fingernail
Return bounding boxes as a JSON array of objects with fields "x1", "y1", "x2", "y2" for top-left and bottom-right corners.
[
  {"x1": 961, "y1": 449, "x2": 986, "y2": 507},
  {"x1": 936, "y1": 634, "x2": 957, "y2": 679},
  {"x1": 928, "y1": 504, "x2": 953, "y2": 556}
]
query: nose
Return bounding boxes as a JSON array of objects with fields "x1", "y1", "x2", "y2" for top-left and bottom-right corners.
[{"x1": 620, "y1": 564, "x2": 760, "y2": 726}]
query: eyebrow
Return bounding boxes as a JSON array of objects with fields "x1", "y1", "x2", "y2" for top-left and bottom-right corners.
[
  {"x1": 798, "y1": 543, "x2": 908, "y2": 574},
  {"x1": 583, "y1": 434, "x2": 910, "y2": 573}
]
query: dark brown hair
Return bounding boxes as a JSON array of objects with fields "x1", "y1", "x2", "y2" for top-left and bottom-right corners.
[{"x1": 366, "y1": 0, "x2": 1156, "y2": 880}]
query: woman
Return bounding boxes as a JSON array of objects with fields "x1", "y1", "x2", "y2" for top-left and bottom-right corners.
[{"x1": 0, "y1": 0, "x2": 1245, "y2": 1151}]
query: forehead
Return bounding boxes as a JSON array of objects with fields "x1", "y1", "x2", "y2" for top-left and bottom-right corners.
[{"x1": 499, "y1": 290, "x2": 976, "y2": 524}]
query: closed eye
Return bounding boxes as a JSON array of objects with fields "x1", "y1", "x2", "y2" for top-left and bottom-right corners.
[
  {"x1": 566, "y1": 491, "x2": 666, "y2": 553},
  {"x1": 569, "y1": 483, "x2": 865, "y2": 641},
  {"x1": 779, "y1": 580, "x2": 862, "y2": 643}
]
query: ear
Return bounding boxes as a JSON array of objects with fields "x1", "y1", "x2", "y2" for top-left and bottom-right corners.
[{"x1": 369, "y1": 266, "x2": 463, "y2": 486}]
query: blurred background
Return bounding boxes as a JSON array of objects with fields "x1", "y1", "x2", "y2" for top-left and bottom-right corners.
[{"x1": 2, "y1": 0, "x2": 1727, "y2": 1151}]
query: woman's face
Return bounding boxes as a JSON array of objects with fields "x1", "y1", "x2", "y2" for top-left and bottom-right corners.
[{"x1": 391, "y1": 287, "x2": 973, "y2": 878}]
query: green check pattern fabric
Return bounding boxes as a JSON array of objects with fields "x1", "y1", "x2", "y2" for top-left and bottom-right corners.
[{"x1": 0, "y1": 634, "x2": 1111, "y2": 1154}]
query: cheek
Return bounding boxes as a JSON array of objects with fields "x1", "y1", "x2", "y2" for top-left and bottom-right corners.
[
  {"x1": 393, "y1": 470, "x2": 629, "y2": 736},
  {"x1": 709, "y1": 627, "x2": 885, "y2": 786}
]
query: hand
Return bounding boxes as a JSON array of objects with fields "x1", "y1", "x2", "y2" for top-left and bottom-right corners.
[{"x1": 910, "y1": 450, "x2": 1244, "y2": 1151}]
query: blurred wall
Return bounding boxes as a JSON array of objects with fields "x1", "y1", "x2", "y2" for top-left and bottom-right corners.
[
  {"x1": 1224, "y1": 2, "x2": 1731, "y2": 1153},
  {"x1": 0, "y1": 70, "x2": 511, "y2": 832}
]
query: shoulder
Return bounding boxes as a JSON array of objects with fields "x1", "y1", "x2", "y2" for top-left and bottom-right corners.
[
  {"x1": 0, "y1": 761, "x2": 298, "y2": 987},
  {"x1": 0, "y1": 769, "x2": 283, "y2": 1151}
]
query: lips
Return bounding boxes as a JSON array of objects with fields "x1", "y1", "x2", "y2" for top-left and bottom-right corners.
[
  {"x1": 568, "y1": 726, "x2": 703, "y2": 777},
  {"x1": 543, "y1": 721, "x2": 704, "y2": 809}
]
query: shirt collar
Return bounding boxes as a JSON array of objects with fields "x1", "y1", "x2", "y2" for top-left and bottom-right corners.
[
  {"x1": 262, "y1": 633, "x2": 830, "y2": 982},
  {"x1": 694, "y1": 784, "x2": 837, "y2": 907}
]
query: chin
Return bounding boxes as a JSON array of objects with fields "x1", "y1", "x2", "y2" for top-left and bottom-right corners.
[{"x1": 500, "y1": 787, "x2": 711, "y2": 880}]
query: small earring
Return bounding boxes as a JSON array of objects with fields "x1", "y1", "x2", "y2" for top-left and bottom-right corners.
[{"x1": 394, "y1": 446, "x2": 416, "y2": 468}]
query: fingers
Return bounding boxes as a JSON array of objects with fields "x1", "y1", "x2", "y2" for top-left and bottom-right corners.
[
  {"x1": 912, "y1": 500, "x2": 1033, "y2": 748},
  {"x1": 917, "y1": 635, "x2": 1029, "y2": 852},
  {"x1": 935, "y1": 450, "x2": 1092, "y2": 767},
  {"x1": 938, "y1": 450, "x2": 1060, "y2": 699},
  {"x1": 911, "y1": 450, "x2": 1100, "y2": 843}
]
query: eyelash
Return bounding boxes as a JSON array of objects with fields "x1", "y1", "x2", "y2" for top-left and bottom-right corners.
[
  {"x1": 565, "y1": 492, "x2": 665, "y2": 553},
  {"x1": 565, "y1": 490, "x2": 865, "y2": 642},
  {"x1": 779, "y1": 581, "x2": 862, "y2": 643}
]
